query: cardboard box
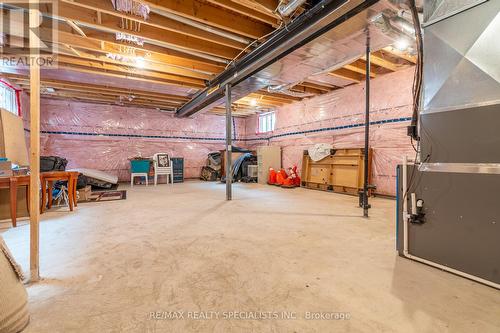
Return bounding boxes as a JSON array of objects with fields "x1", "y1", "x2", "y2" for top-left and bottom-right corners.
[{"x1": 78, "y1": 185, "x2": 92, "y2": 202}]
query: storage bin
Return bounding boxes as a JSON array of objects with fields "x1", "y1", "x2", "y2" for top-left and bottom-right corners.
[{"x1": 130, "y1": 159, "x2": 151, "y2": 173}]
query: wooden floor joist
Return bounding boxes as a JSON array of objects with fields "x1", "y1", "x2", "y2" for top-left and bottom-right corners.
[
  {"x1": 141, "y1": 0, "x2": 275, "y2": 39},
  {"x1": 2, "y1": 2, "x2": 417, "y2": 117}
]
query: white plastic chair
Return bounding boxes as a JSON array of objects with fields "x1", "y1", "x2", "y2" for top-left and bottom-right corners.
[
  {"x1": 153, "y1": 153, "x2": 173, "y2": 185},
  {"x1": 130, "y1": 173, "x2": 148, "y2": 186}
]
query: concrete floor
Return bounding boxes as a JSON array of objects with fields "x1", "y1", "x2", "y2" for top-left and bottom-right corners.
[{"x1": 1, "y1": 181, "x2": 499, "y2": 333}]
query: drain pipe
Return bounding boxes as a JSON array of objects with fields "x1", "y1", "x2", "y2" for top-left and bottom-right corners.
[
  {"x1": 278, "y1": 0, "x2": 308, "y2": 17},
  {"x1": 402, "y1": 156, "x2": 500, "y2": 289}
]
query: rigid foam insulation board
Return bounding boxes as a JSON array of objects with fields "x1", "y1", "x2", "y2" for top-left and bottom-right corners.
[{"x1": 0, "y1": 108, "x2": 29, "y2": 166}]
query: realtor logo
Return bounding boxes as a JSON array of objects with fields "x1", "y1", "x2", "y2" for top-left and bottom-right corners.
[{"x1": 0, "y1": 0, "x2": 58, "y2": 67}]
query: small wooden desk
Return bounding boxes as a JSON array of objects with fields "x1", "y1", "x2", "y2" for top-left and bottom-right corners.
[
  {"x1": 40, "y1": 171, "x2": 79, "y2": 213},
  {"x1": 0, "y1": 175, "x2": 30, "y2": 228}
]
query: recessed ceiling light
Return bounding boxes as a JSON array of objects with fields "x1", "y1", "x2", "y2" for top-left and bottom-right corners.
[
  {"x1": 135, "y1": 57, "x2": 146, "y2": 69},
  {"x1": 394, "y1": 38, "x2": 409, "y2": 51}
]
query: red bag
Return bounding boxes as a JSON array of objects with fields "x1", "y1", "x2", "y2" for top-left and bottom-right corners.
[
  {"x1": 276, "y1": 170, "x2": 286, "y2": 185},
  {"x1": 268, "y1": 168, "x2": 277, "y2": 184}
]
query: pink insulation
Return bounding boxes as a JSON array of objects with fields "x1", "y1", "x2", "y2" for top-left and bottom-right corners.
[
  {"x1": 38, "y1": 99, "x2": 246, "y2": 180},
  {"x1": 23, "y1": 67, "x2": 415, "y2": 195},
  {"x1": 245, "y1": 67, "x2": 417, "y2": 196}
]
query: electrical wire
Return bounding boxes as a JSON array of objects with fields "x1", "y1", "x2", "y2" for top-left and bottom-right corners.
[
  {"x1": 224, "y1": 21, "x2": 285, "y2": 70},
  {"x1": 409, "y1": 0, "x2": 423, "y2": 131},
  {"x1": 403, "y1": 0, "x2": 427, "y2": 200}
]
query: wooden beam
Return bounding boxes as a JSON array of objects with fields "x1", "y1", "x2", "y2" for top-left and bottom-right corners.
[
  {"x1": 42, "y1": 94, "x2": 177, "y2": 110},
  {"x1": 206, "y1": 0, "x2": 279, "y2": 26},
  {"x1": 65, "y1": 20, "x2": 87, "y2": 37},
  {"x1": 53, "y1": 46, "x2": 212, "y2": 80},
  {"x1": 328, "y1": 68, "x2": 364, "y2": 83},
  {"x1": 61, "y1": 0, "x2": 249, "y2": 50},
  {"x1": 42, "y1": 28, "x2": 224, "y2": 74},
  {"x1": 14, "y1": 81, "x2": 189, "y2": 105},
  {"x1": 36, "y1": 86, "x2": 184, "y2": 106},
  {"x1": 362, "y1": 53, "x2": 399, "y2": 72},
  {"x1": 29, "y1": 4, "x2": 40, "y2": 282},
  {"x1": 19, "y1": 84, "x2": 186, "y2": 106},
  {"x1": 382, "y1": 46, "x2": 417, "y2": 64},
  {"x1": 6, "y1": 76, "x2": 191, "y2": 102},
  {"x1": 34, "y1": 2, "x2": 241, "y2": 59},
  {"x1": 343, "y1": 60, "x2": 376, "y2": 78},
  {"x1": 55, "y1": 55, "x2": 206, "y2": 88},
  {"x1": 237, "y1": 0, "x2": 278, "y2": 16},
  {"x1": 290, "y1": 84, "x2": 325, "y2": 95},
  {"x1": 43, "y1": 90, "x2": 178, "y2": 108},
  {"x1": 142, "y1": 0, "x2": 274, "y2": 39},
  {"x1": 55, "y1": 63, "x2": 204, "y2": 88},
  {"x1": 300, "y1": 81, "x2": 337, "y2": 92},
  {"x1": 248, "y1": 93, "x2": 297, "y2": 104},
  {"x1": 256, "y1": 90, "x2": 302, "y2": 101}
]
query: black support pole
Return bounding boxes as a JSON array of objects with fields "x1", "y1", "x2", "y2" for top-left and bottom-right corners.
[
  {"x1": 363, "y1": 30, "x2": 371, "y2": 217},
  {"x1": 225, "y1": 83, "x2": 232, "y2": 201}
]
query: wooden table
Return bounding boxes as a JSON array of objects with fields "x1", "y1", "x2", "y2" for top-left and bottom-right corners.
[
  {"x1": 40, "y1": 171, "x2": 79, "y2": 213},
  {"x1": 0, "y1": 175, "x2": 30, "y2": 228}
]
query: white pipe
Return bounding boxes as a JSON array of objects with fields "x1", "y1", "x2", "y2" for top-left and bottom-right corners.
[
  {"x1": 278, "y1": 0, "x2": 307, "y2": 17},
  {"x1": 150, "y1": 7, "x2": 252, "y2": 45},
  {"x1": 61, "y1": 19, "x2": 230, "y2": 64},
  {"x1": 401, "y1": 155, "x2": 500, "y2": 289}
]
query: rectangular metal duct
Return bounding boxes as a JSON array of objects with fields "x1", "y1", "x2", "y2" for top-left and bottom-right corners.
[{"x1": 175, "y1": 0, "x2": 394, "y2": 117}]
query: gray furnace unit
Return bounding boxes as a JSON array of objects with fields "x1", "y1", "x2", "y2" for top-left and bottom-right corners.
[{"x1": 397, "y1": 0, "x2": 500, "y2": 288}]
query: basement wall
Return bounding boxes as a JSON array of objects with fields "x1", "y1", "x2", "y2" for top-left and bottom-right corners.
[
  {"x1": 28, "y1": 67, "x2": 414, "y2": 193},
  {"x1": 36, "y1": 99, "x2": 246, "y2": 180},
  {"x1": 244, "y1": 67, "x2": 416, "y2": 196}
]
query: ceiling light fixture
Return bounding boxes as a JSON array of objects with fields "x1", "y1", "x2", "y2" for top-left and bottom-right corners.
[
  {"x1": 394, "y1": 38, "x2": 409, "y2": 51},
  {"x1": 135, "y1": 57, "x2": 146, "y2": 69},
  {"x1": 250, "y1": 99, "x2": 258, "y2": 107}
]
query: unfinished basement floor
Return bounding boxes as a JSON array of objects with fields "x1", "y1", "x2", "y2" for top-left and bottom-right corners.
[{"x1": 2, "y1": 181, "x2": 500, "y2": 333}]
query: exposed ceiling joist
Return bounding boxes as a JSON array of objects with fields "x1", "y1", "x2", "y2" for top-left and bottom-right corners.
[
  {"x1": 55, "y1": 55, "x2": 206, "y2": 88},
  {"x1": 382, "y1": 46, "x2": 417, "y2": 64},
  {"x1": 328, "y1": 68, "x2": 364, "y2": 83},
  {"x1": 141, "y1": 0, "x2": 274, "y2": 39},
  {"x1": 237, "y1": 0, "x2": 279, "y2": 16},
  {"x1": 65, "y1": 19, "x2": 87, "y2": 37},
  {"x1": 362, "y1": 54, "x2": 399, "y2": 71},
  {"x1": 54, "y1": 46, "x2": 212, "y2": 81},
  {"x1": 60, "y1": 0, "x2": 248, "y2": 50},
  {"x1": 42, "y1": 28, "x2": 224, "y2": 75},
  {"x1": 343, "y1": 60, "x2": 377, "y2": 78},
  {"x1": 33, "y1": 2, "x2": 241, "y2": 59},
  {"x1": 3, "y1": 74, "x2": 192, "y2": 103},
  {"x1": 206, "y1": 0, "x2": 279, "y2": 26}
]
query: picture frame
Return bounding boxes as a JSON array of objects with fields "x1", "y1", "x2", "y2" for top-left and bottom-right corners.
[{"x1": 156, "y1": 154, "x2": 170, "y2": 167}]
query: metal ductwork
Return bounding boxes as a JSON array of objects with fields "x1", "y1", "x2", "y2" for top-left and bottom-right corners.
[
  {"x1": 175, "y1": 0, "x2": 374, "y2": 117},
  {"x1": 175, "y1": 0, "x2": 415, "y2": 118},
  {"x1": 397, "y1": 0, "x2": 500, "y2": 288}
]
